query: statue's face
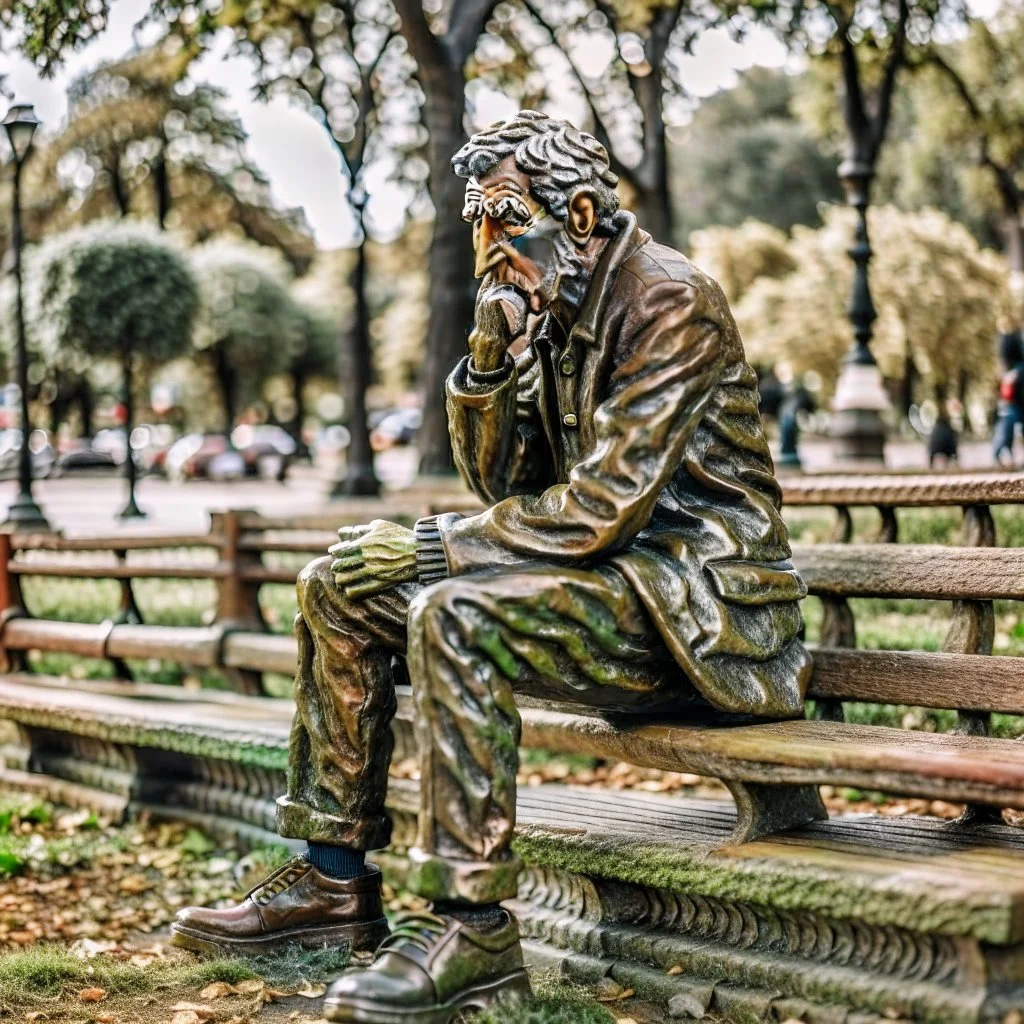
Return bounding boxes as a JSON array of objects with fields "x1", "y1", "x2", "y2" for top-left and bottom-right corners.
[{"x1": 462, "y1": 155, "x2": 553, "y2": 296}]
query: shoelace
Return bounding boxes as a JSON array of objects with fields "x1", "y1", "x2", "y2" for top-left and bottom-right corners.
[
  {"x1": 379, "y1": 911, "x2": 449, "y2": 954},
  {"x1": 251, "y1": 859, "x2": 307, "y2": 905}
]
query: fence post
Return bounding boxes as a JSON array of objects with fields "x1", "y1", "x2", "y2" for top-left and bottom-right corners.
[
  {"x1": 210, "y1": 509, "x2": 266, "y2": 695},
  {"x1": 0, "y1": 533, "x2": 27, "y2": 672}
]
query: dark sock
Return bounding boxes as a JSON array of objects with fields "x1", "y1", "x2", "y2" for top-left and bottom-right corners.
[
  {"x1": 432, "y1": 900, "x2": 506, "y2": 931},
  {"x1": 306, "y1": 842, "x2": 367, "y2": 879}
]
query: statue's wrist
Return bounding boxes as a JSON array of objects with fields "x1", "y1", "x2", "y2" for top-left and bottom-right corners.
[{"x1": 413, "y1": 513, "x2": 462, "y2": 584}]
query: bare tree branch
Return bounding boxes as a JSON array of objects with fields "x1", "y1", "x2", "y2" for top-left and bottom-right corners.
[
  {"x1": 926, "y1": 47, "x2": 1022, "y2": 214},
  {"x1": 519, "y1": 0, "x2": 635, "y2": 186},
  {"x1": 447, "y1": 0, "x2": 503, "y2": 64},
  {"x1": 872, "y1": 0, "x2": 909, "y2": 157}
]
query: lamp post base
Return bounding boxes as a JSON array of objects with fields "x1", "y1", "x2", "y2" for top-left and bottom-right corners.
[
  {"x1": 830, "y1": 408, "x2": 886, "y2": 465},
  {"x1": 118, "y1": 498, "x2": 148, "y2": 520},
  {"x1": 1, "y1": 489, "x2": 52, "y2": 533},
  {"x1": 830, "y1": 361, "x2": 889, "y2": 468}
]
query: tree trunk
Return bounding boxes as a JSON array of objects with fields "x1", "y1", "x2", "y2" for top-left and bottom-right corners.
[
  {"x1": 79, "y1": 381, "x2": 94, "y2": 439},
  {"x1": 416, "y1": 77, "x2": 474, "y2": 477},
  {"x1": 119, "y1": 345, "x2": 145, "y2": 518},
  {"x1": 154, "y1": 143, "x2": 171, "y2": 231},
  {"x1": 289, "y1": 367, "x2": 309, "y2": 458},
  {"x1": 631, "y1": 63, "x2": 673, "y2": 244},
  {"x1": 634, "y1": 175, "x2": 672, "y2": 244},
  {"x1": 332, "y1": 234, "x2": 379, "y2": 496},
  {"x1": 901, "y1": 347, "x2": 914, "y2": 420},
  {"x1": 1002, "y1": 211, "x2": 1024, "y2": 283},
  {"x1": 214, "y1": 345, "x2": 237, "y2": 440}
]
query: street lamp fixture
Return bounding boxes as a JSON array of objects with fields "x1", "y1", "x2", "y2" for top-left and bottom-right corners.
[
  {"x1": 2, "y1": 101, "x2": 51, "y2": 533},
  {"x1": 2, "y1": 105, "x2": 40, "y2": 163}
]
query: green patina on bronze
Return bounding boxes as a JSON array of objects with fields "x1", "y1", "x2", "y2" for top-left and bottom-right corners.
[
  {"x1": 509, "y1": 826, "x2": 1016, "y2": 945},
  {"x1": 278, "y1": 110, "x2": 810, "y2": 912}
]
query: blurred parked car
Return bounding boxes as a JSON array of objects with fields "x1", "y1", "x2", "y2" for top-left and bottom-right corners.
[
  {"x1": 370, "y1": 408, "x2": 422, "y2": 451},
  {"x1": 232, "y1": 424, "x2": 296, "y2": 480},
  {"x1": 165, "y1": 434, "x2": 246, "y2": 482},
  {"x1": 51, "y1": 439, "x2": 118, "y2": 477},
  {"x1": 0, "y1": 429, "x2": 56, "y2": 480}
]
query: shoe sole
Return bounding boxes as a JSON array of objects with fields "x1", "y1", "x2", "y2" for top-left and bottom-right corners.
[
  {"x1": 169, "y1": 917, "x2": 390, "y2": 957},
  {"x1": 322, "y1": 969, "x2": 532, "y2": 1023}
]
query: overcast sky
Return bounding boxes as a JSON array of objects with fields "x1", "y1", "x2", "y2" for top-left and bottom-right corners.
[{"x1": 1, "y1": 3, "x2": 821, "y2": 249}]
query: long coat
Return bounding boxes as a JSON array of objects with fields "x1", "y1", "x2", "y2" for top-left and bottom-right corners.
[{"x1": 435, "y1": 211, "x2": 812, "y2": 718}]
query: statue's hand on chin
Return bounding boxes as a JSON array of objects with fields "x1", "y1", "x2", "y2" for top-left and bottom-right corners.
[{"x1": 469, "y1": 284, "x2": 529, "y2": 373}]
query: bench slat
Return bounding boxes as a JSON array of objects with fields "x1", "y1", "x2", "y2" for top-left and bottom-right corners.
[
  {"x1": 781, "y1": 472, "x2": 1024, "y2": 508},
  {"x1": 792, "y1": 543, "x2": 1024, "y2": 600},
  {"x1": 809, "y1": 648, "x2": 1024, "y2": 713},
  {"x1": 3, "y1": 619, "x2": 109, "y2": 658},
  {"x1": 8, "y1": 560, "x2": 228, "y2": 580},
  {"x1": 106, "y1": 625, "x2": 222, "y2": 666},
  {"x1": 238, "y1": 531, "x2": 337, "y2": 554},
  {"x1": 10, "y1": 534, "x2": 218, "y2": 552},
  {"x1": 515, "y1": 709, "x2": 1024, "y2": 809},
  {"x1": 222, "y1": 632, "x2": 297, "y2": 675}
]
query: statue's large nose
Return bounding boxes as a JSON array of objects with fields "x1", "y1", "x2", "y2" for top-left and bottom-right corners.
[{"x1": 473, "y1": 214, "x2": 505, "y2": 278}]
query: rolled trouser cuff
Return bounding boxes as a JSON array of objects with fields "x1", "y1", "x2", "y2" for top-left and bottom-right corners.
[
  {"x1": 405, "y1": 846, "x2": 521, "y2": 904},
  {"x1": 276, "y1": 796, "x2": 392, "y2": 851}
]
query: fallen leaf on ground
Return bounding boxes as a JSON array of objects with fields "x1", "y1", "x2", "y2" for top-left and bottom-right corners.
[
  {"x1": 199, "y1": 982, "x2": 237, "y2": 999},
  {"x1": 666, "y1": 965, "x2": 683, "y2": 975},
  {"x1": 262, "y1": 988, "x2": 293, "y2": 1003},
  {"x1": 296, "y1": 983, "x2": 327, "y2": 998},
  {"x1": 171, "y1": 1013, "x2": 202, "y2": 1024},
  {"x1": 95, "y1": 1015, "x2": 116, "y2": 1023},
  {"x1": 234, "y1": 979, "x2": 265, "y2": 995},
  {"x1": 169, "y1": 1003, "x2": 213, "y2": 1020},
  {"x1": 78, "y1": 987, "x2": 107, "y2": 1002}
]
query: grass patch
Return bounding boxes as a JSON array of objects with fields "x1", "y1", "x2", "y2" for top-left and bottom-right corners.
[
  {"x1": 467, "y1": 983, "x2": 615, "y2": 1024},
  {"x1": 0, "y1": 945, "x2": 258, "y2": 1004}
]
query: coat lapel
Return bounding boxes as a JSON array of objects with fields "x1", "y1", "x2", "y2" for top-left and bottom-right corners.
[{"x1": 570, "y1": 212, "x2": 647, "y2": 453}]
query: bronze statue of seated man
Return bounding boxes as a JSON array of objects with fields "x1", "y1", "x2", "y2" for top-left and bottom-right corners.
[{"x1": 172, "y1": 110, "x2": 810, "y2": 1023}]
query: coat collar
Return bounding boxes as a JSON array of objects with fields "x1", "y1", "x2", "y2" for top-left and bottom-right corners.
[{"x1": 568, "y1": 211, "x2": 648, "y2": 348}]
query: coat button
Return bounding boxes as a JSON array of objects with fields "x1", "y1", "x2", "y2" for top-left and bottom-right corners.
[
  {"x1": 560, "y1": 358, "x2": 575, "y2": 375},
  {"x1": 563, "y1": 413, "x2": 578, "y2": 428}
]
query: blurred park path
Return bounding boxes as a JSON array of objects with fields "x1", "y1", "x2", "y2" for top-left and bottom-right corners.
[{"x1": 0, "y1": 439, "x2": 1004, "y2": 535}]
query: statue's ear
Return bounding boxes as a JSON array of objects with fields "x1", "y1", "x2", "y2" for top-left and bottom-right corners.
[{"x1": 566, "y1": 188, "x2": 598, "y2": 245}]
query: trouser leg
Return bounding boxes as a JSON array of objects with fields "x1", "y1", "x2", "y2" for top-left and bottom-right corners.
[
  {"x1": 404, "y1": 563, "x2": 681, "y2": 903},
  {"x1": 277, "y1": 555, "x2": 419, "y2": 851}
]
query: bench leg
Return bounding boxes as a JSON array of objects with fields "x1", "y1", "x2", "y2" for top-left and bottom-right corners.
[{"x1": 724, "y1": 781, "x2": 827, "y2": 844}]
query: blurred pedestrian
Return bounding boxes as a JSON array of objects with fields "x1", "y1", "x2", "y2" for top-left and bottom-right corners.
[{"x1": 993, "y1": 330, "x2": 1024, "y2": 467}]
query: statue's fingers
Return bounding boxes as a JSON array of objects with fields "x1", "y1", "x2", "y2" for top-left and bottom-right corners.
[
  {"x1": 333, "y1": 562, "x2": 376, "y2": 587},
  {"x1": 332, "y1": 556, "x2": 367, "y2": 576},
  {"x1": 335, "y1": 523, "x2": 372, "y2": 544},
  {"x1": 344, "y1": 577, "x2": 391, "y2": 600}
]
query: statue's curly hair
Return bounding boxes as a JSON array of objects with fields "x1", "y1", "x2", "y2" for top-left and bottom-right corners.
[{"x1": 451, "y1": 110, "x2": 620, "y2": 234}]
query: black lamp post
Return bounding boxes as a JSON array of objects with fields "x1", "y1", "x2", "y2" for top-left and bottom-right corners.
[
  {"x1": 830, "y1": 156, "x2": 890, "y2": 465},
  {"x1": 2, "y1": 102, "x2": 51, "y2": 533}
]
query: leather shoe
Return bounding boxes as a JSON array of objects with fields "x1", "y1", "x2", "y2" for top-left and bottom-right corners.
[
  {"x1": 170, "y1": 857, "x2": 388, "y2": 956},
  {"x1": 323, "y1": 907, "x2": 531, "y2": 1023}
]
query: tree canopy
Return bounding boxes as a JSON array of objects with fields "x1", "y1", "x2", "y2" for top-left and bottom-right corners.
[
  {"x1": 673, "y1": 68, "x2": 843, "y2": 241},
  {"x1": 0, "y1": 43, "x2": 317, "y2": 273},
  {"x1": 27, "y1": 219, "x2": 198, "y2": 366},
  {"x1": 190, "y1": 241, "x2": 301, "y2": 432},
  {"x1": 718, "y1": 206, "x2": 1013, "y2": 404}
]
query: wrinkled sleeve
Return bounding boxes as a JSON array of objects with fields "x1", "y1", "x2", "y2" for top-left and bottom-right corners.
[
  {"x1": 446, "y1": 347, "x2": 556, "y2": 506},
  {"x1": 439, "y1": 278, "x2": 725, "y2": 575}
]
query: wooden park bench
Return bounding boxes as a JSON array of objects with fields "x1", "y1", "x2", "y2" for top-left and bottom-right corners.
[{"x1": 1, "y1": 472, "x2": 1023, "y2": 1021}]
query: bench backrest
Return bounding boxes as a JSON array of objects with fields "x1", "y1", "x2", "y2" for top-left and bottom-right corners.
[{"x1": 1, "y1": 472, "x2": 1023, "y2": 727}]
